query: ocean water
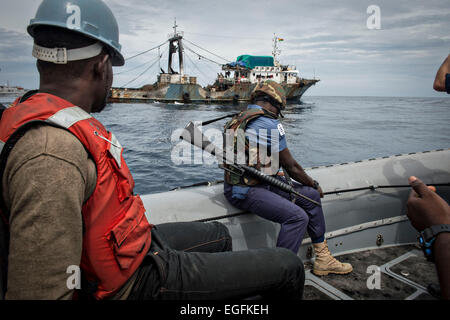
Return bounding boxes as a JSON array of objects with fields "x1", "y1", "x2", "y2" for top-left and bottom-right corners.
[
  {"x1": 97, "y1": 96, "x2": 449, "y2": 195},
  {"x1": 2, "y1": 95, "x2": 449, "y2": 195}
]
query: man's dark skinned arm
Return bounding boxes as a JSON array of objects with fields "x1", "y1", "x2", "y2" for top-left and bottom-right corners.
[
  {"x1": 406, "y1": 176, "x2": 450, "y2": 299},
  {"x1": 279, "y1": 147, "x2": 323, "y2": 197},
  {"x1": 279, "y1": 148, "x2": 314, "y2": 186},
  {"x1": 433, "y1": 54, "x2": 450, "y2": 92}
]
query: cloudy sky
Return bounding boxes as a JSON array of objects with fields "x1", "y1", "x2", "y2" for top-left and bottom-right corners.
[{"x1": 1, "y1": 0, "x2": 449, "y2": 97}]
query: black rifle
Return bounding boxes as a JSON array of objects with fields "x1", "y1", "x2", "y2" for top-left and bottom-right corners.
[
  {"x1": 180, "y1": 121, "x2": 321, "y2": 207},
  {"x1": 200, "y1": 113, "x2": 239, "y2": 126}
]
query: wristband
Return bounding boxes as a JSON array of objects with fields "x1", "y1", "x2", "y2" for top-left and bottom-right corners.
[
  {"x1": 312, "y1": 180, "x2": 320, "y2": 190},
  {"x1": 418, "y1": 224, "x2": 450, "y2": 262},
  {"x1": 421, "y1": 224, "x2": 450, "y2": 242}
]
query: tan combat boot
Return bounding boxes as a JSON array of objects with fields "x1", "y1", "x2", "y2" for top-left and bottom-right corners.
[{"x1": 312, "y1": 240, "x2": 353, "y2": 276}]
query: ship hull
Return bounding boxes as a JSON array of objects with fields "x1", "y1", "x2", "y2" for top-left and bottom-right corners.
[{"x1": 109, "y1": 79, "x2": 318, "y2": 104}]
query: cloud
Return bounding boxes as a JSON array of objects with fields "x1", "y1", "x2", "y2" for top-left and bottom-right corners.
[
  {"x1": 0, "y1": 27, "x2": 37, "y2": 88},
  {"x1": 0, "y1": 28, "x2": 33, "y2": 62},
  {"x1": 0, "y1": 0, "x2": 449, "y2": 96}
]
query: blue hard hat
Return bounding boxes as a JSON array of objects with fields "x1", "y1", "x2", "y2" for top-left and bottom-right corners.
[{"x1": 27, "y1": 0, "x2": 125, "y2": 66}]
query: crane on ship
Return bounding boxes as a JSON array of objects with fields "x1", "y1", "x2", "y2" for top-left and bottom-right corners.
[{"x1": 114, "y1": 19, "x2": 230, "y2": 89}]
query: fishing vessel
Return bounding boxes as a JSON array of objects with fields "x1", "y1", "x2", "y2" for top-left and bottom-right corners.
[
  {"x1": 109, "y1": 21, "x2": 206, "y2": 104},
  {"x1": 141, "y1": 148, "x2": 450, "y2": 300},
  {"x1": 206, "y1": 36, "x2": 319, "y2": 104},
  {"x1": 109, "y1": 23, "x2": 318, "y2": 104}
]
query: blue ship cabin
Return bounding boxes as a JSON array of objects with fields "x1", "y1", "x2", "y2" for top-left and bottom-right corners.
[{"x1": 236, "y1": 55, "x2": 275, "y2": 69}]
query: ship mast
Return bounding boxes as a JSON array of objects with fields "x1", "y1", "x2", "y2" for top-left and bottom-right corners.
[
  {"x1": 167, "y1": 18, "x2": 185, "y2": 75},
  {"x1": 272, "y1": 33, "x2": 282, "y2": 67}
]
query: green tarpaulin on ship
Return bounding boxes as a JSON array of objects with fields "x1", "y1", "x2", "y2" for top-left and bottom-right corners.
[{"x1": 236, "y1": 55, "x2": 274, "y2": 69}]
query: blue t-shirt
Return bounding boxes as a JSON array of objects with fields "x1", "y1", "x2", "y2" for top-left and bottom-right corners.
[
  {"x1": 246, "y1": 105, "x2": 287, "y2": 151},
  {"x1": 231, "y1": 104, "x2": 288, "y2": 199}
]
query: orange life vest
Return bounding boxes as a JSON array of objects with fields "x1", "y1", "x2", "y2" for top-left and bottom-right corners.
[{"x1": 0, "y1": 93, "x2": 152, "y2": 299}]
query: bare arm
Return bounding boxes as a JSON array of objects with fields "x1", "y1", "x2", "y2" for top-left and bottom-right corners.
[
  {"x1": 279, "y1": 147, "x2": 323, "y2": 197},
  {"x1": 433, "y1": 54, "x2": 450, "y2": 92},
  {"x1": 406, "y1": 176, "x2": 450, "y2": 299}
]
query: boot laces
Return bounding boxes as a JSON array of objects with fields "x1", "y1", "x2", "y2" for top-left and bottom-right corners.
[{"x1": 317, "y1": 243, "x2": 342, "y2": 266}]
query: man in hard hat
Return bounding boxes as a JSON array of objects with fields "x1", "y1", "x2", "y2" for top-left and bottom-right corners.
[
  {"x1": 0, "y1": 0, "x2": 305, "y2": 300},
  {"x1": 223, "y1": 80, "x2": 353, "y2": 276}
]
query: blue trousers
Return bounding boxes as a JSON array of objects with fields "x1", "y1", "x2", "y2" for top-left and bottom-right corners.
[{"x1": 224, "y1": 177, "x2": 326, "y2": 254}]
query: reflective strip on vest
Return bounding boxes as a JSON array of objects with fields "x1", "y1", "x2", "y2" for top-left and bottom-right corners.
[
  {"x1": 0, "y1": 140, "x2": 4, "y2": 154},
  {"x1": 46, "y1": 106, "x2": 92, "y2": 129},
  {"x1": 109, "y1": 132, "x2": 123, "y2": 168}
]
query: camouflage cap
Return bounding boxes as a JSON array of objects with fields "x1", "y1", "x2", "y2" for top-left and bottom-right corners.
[{"x1": 250, "y1": 80, "x2": 287, "y2": 109}]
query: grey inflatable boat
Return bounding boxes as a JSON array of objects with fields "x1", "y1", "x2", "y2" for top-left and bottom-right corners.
[{"x1": 141, "y1": 148, "x2": 450, "y2": 300}]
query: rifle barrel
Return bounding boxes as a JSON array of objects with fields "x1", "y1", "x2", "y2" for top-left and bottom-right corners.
[{"x1": 201, "y1": 113, "x2": 239, "y2": 126}]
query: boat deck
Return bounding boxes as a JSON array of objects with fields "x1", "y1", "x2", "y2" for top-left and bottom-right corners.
[{"x1": 303, "y1": 244, "x2": 439, "y2": 300}]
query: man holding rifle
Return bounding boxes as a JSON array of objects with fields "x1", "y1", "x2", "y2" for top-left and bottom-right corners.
[{"x1": 223, "y1": 81, "x2": 353, "y2": 276}]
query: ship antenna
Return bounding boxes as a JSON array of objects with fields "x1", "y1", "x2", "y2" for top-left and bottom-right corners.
[
  {"x1": 173, "y1": 17, "x2": 178, "y2": 34},
  {"x1": 272, "y1": 33, "x2": 281, "y2": 66}
]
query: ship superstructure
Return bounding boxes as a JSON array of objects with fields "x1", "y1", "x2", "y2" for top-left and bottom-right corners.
[{"x1": 208, "y1": 35, "x2": 319, "y2": 103}]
